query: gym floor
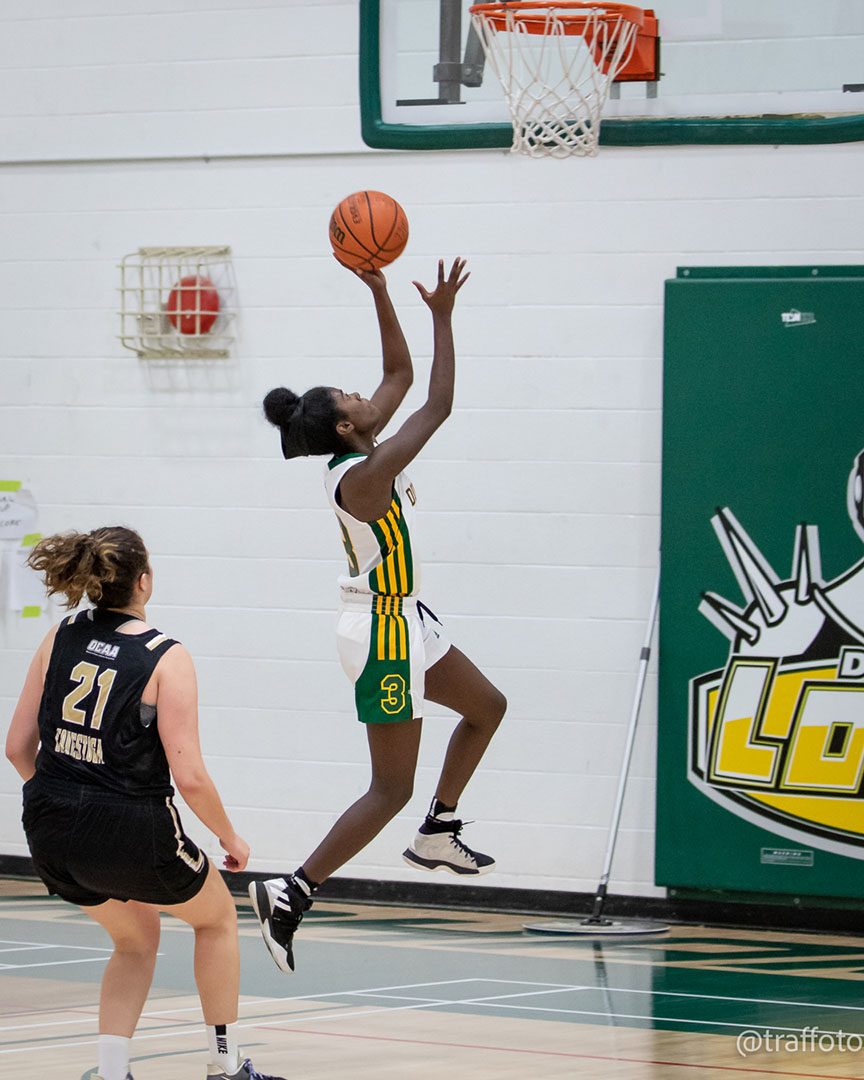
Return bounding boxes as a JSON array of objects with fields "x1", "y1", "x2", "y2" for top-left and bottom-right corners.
[{"x1": 1, "y1": 878, "x2": 863, "y2": 1079}]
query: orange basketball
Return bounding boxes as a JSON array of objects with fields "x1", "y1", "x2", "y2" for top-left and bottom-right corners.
[
  {"x1": 329, "y1": 190, "x2": 409, "y2": 271},
  {"x1": 166, "y1": 275, "x2": 220, "y2": 335}
]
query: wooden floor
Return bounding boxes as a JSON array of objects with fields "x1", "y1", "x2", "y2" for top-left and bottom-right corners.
[{"x1": 1, "y1": 878, "x2": 864, "y2": 1078}]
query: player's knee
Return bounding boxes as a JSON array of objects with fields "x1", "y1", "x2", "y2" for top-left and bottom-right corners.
[
  {"x1": 113, "y1": 921, "x2": 160, "y2": 960},
  {"x1": 371, "y1": 775, "x2": 414, "y2": 814},
  {"x1": 206, "y1": 884, "x2": 239, "y2": 932},
  {"x1": 473, "y1": 687, "x2": 506, "y2": 733}
]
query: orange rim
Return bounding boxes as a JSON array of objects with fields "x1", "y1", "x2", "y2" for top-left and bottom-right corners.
[{"x1": 469, "y1": 1, "x2": 645, "y2": 34}]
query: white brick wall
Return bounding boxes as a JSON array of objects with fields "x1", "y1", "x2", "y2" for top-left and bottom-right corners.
[{"x1": 1, "y1": 2, "x2": 862, "y2": 898}]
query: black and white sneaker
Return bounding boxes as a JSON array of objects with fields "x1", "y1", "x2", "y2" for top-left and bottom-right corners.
[
  {"x1": 207, "y1": 1057, "x2": 286, "y2": 1079},
  {"x1": 403, "y1": 819, "x2": 496, "y2": 876},
  {"x1": 247, "y1": 876, "x2": 311, "y2": 974}
]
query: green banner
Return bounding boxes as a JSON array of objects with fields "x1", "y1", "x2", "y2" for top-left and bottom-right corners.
[{"x1": 657, "y1": 267, "x2": 864, "y2": 900}]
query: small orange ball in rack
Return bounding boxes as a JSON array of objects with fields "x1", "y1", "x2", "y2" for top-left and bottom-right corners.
[{"x1": 165, "y1": 275, "x2": 220, "y2": 335}]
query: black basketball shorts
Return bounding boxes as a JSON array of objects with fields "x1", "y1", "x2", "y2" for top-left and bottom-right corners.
[{"x1": 22, "y1": 775, "x2": 208, "y2": 907}]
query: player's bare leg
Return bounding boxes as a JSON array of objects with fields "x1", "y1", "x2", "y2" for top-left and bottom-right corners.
[
  {"x1": 249, "y1": 719, "x2": 422, "y2": 973},
  {"x1": 403, "y1": 646, "x2": 506, "y2": 876},
  {"x1": 425, "y1": 646, "x2": 506, "y2": 804},
  {"x1": 304, "y1": 717, "x2": 423, "y2": 881},
  {"x1": 86, "y1": 900, "x2": 160, "y2": 1037},
  {"x1": 85, "y1": 899, "x2": 160, "y2": 1079},
  {"x1": 163, "y1": 866, "x2": 284, "y2": 1079},
  {"x1": 160, "y1": 863, "x2": 239, "y2": 1026}
]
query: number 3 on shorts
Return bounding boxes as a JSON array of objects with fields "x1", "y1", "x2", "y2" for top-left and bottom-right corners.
[{"x1": 380, "y1": 673, "x2": 406, "y2": 715}]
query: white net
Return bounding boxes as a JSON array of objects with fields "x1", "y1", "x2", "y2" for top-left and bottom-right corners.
[
  {"x1": 470, "y1": 2, "x2": 642, "y2": 158},
  {"x1": 118, "y1": 246, "x2": 236, "y2": 359}
]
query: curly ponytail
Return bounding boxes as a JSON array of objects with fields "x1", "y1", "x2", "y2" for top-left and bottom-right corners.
[{"x1": 27, "y1": 526, "x2": 149, "y2": 610}]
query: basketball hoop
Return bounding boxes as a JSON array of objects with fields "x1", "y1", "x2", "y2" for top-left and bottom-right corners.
[{"x1": 469, "y1": 2, "x2": 651, "y2": 157}]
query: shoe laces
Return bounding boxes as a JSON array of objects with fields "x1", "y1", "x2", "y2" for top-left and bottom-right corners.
[
  {"x1": 271, "y1": 880, "x2": 309, "y2": 933},
  {"x1": 444, "y1": 820, "x2": 480, "y2": 863},
  {"x1": 239, "y1": 1059, "x2": 282, "y2": 1080}
]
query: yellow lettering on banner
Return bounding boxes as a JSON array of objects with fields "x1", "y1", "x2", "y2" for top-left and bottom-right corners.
[
  {"x1": 708, "y1": 659, "x2": 779, "y2": 786},
  {"x1": 781, "y1": 684, "x2": 864, "y2": 794}
]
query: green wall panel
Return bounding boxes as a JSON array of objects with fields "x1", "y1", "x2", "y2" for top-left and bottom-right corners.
[{"x1": 657, "y1": 266, "x2": 864, "y2": 900}]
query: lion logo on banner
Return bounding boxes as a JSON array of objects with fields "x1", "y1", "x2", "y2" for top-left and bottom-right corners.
[{"x1": 689, "y1": 450, "x2": 864, "y2": 858}]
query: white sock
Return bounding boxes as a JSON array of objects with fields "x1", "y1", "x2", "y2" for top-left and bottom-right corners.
[
  {"x1": 207, "y1": 1022, "x2": 240, "y2": 1075},
  {"x1": 98, "y1": 1034, "x2": 130, "y2": 1080}
]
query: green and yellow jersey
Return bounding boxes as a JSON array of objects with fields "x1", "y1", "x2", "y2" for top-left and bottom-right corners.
[{"x1": 325, "y1": 453, "x2": 420, "y2": 598}]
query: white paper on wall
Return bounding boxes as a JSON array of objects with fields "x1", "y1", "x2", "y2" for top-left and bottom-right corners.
[
  {"x1": 0, "y1": 485, "x2": 46, "y2": 617},
  {"x1": 0, "y1": 488, "x2": 37, "y2": 541},
  {"x1": 6, "y1": 538, "x2": 46, "y2": 617}
]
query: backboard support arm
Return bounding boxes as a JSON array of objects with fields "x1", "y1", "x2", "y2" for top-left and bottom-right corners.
[{"x1": 396, "y1": 0, "x2": 486, "y2": 106}]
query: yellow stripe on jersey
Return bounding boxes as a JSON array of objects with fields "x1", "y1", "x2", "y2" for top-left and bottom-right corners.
[
  {"x1": 376, "y1": 596, "x2": 386, "y2": 660},
  {"x1": 372, "y1": 595, "x2": 407, "y2": 662},
  {"x1": 369, "y1": 497, "x2": 412, "y2": 598},
  {"x1": 377, "y1": 513, "x2": 400, "y2": 594},
  {"x1": 387, "y1": 508, "x2": 408, "y2": 593}
]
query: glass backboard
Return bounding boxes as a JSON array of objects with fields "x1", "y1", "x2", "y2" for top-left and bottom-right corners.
[{"x1": 360, "y1": 0, "x2": 864, "y2": 149}]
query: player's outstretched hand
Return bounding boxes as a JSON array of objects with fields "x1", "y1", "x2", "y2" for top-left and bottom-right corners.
[
  {"x1": 332, "y1": 254, "x2": 388, "y2": 295},
  {"x1": 220, "y1": 831, "x2": 250, "y2": 873},
  {"x1": 413, "y1": 258, "x2": 469, "y2": 317}
]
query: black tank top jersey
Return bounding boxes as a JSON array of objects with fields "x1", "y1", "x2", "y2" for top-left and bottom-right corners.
[{"x1": 35, "y1": 608, "x2": 178, "y2": 797}]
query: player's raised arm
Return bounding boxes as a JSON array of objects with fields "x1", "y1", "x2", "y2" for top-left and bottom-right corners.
[
  {"x1": 350, "y1": 267, "x2": 414, "y2": 435},
  {"x1": 338, "y1": 257, "x2": 469, "y2": 522}
]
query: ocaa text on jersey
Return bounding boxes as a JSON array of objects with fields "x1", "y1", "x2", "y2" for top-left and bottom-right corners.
[{"x1": 86, "y1": 639, "x2": 120, "y2": 659}]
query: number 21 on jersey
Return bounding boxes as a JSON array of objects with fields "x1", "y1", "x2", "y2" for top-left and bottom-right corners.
[{"x1": 62, "y1": 662, "x2": 117, "y2": 730}]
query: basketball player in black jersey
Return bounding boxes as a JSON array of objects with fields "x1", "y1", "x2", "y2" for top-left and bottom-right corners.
[{"x1": 5, "y1": 527, "x2": 284, "y2": 1080}]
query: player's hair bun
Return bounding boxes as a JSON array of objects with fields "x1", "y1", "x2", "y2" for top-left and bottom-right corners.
[{"x1": 263, "y1": 387, "x2": 300, "y2": 428}]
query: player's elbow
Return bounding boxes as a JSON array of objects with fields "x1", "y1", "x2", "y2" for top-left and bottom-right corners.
[
  {"x1": 426, "y1": 398, "x2": 452, "y2": 424},
  {"x1": 5, "y1": 739, "x2": 36, "y2": 781},
  {"x1": 171, "y1": 764, "x2": 209, "y2": 797}
]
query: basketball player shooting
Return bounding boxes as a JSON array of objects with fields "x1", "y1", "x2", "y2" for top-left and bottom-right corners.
[{"x1": 248, "y1": 257, "x2": 507, "y2": 974}]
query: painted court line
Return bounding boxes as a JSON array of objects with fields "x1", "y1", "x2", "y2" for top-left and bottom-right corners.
[
  {"x1": 0, "y1": 980, "x2": 493, "y2": 1053},
  {"x1": 0, "y1": 956, "x2": 110, "y2": 972},
  {"x1": 256, "y1": 1027, "x2": 864, "y2": 1080},
  {"x1": 463, "y1": 976, "x2": 864, "y2": 1015},
  {"x1": 2, "y1": 987, "x2": 863, "y2": 1068},
  {"x1": 0, "y1": 938, "x2": 113, "y2": 953},
  {"x1": 0, "y1": 978, "x2": 488, "y2": 1036},
  {"x1": 604, "y1": 984, "x2": 864, "y2": 1014},
  {"x1": 463, "y1": 1000, "x2": 864, "y2": 1037}
]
